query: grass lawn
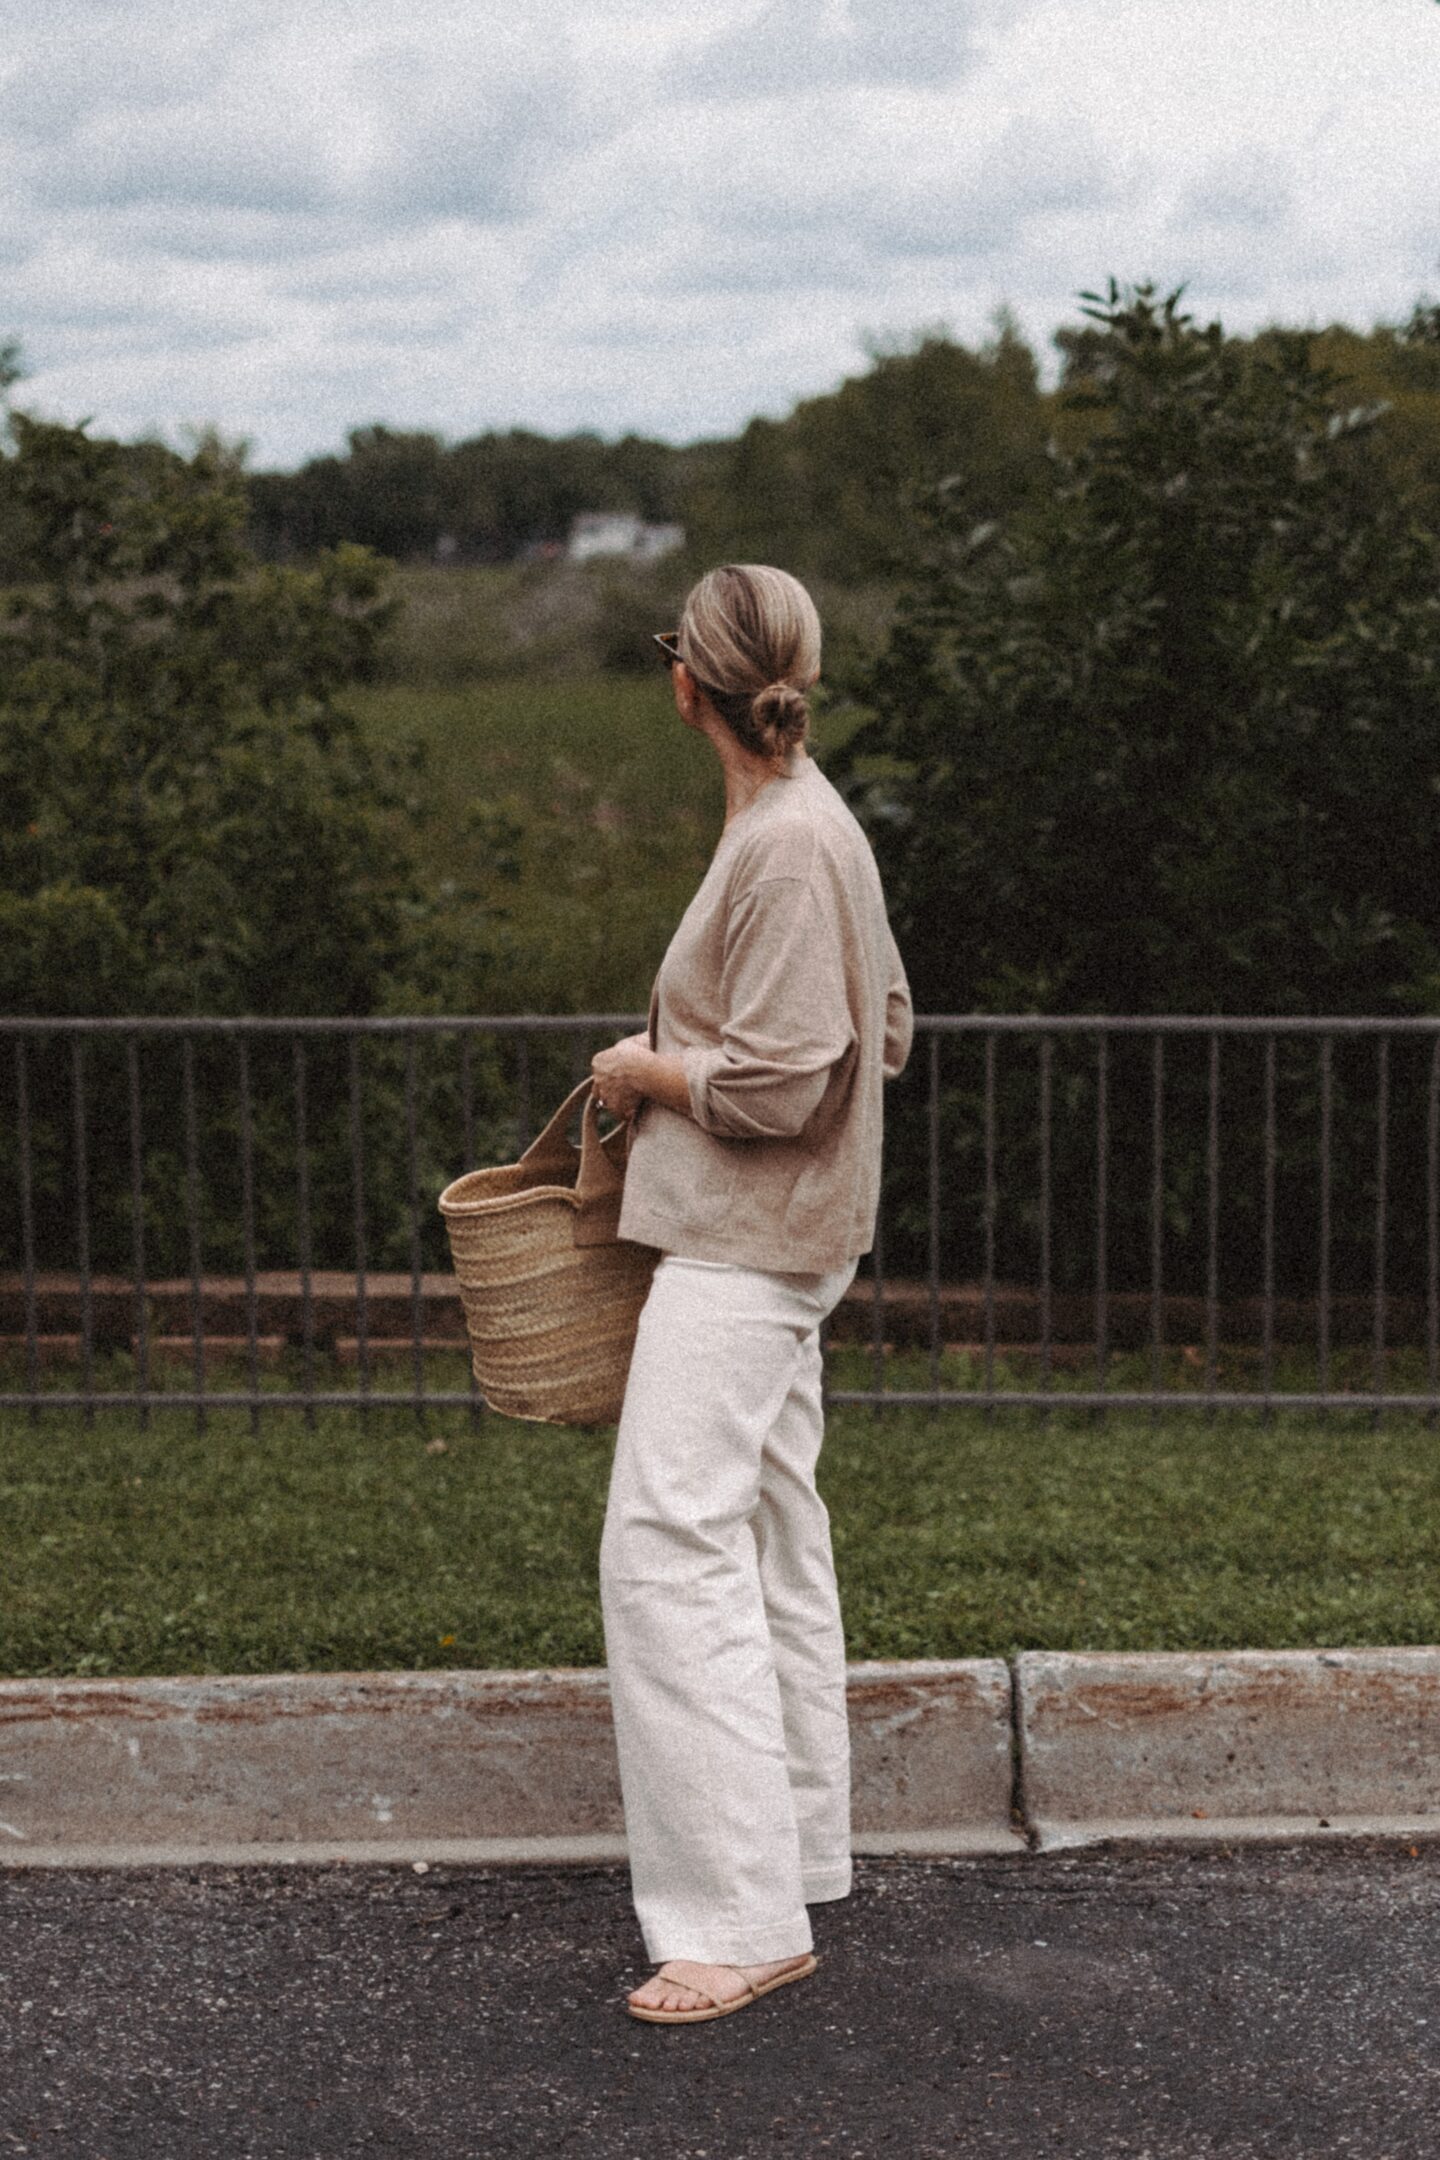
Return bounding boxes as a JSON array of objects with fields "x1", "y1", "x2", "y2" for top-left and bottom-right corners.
[
  {"x1": 347, "y1": 673, "x2": 869, "y2": 1012},
  {"x1": 4, "y1": 1366, "x2": 1438, "y2": 1680}
]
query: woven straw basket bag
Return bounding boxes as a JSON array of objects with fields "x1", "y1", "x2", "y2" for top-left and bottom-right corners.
[{"x1": 437, "y1": 1079, "x2": 659, "y2": 1429}]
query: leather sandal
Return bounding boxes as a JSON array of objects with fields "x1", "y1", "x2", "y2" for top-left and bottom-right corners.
[{"x1": 626, "y1": 1953, "x2": 819, "y2": 2024}]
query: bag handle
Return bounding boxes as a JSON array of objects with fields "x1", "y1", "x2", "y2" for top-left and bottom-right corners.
[{"x1": 519, "y1": 1078, "x2": 630, "y2": 1246}]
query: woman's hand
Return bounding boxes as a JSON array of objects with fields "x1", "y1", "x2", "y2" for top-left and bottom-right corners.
[
  {"x1": 592, "y1": 1033, "x2": 694, "y2": 1120},
  {"x1": 591, "y1": 1036, "x2": 649, "y2": 1119}
]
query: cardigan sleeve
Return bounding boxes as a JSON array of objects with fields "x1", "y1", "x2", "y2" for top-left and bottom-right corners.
[
  {"x1": 681, "y1": 874, "x2": 856, "y2": 1141},
  {"x1": 881, "y1": 925, "x2": 914, "y2": 1080}
]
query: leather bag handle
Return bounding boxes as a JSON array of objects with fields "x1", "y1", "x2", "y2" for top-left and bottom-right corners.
[{"x1": 517, "y1": 1078, "x2": 630, "y2": 1247}]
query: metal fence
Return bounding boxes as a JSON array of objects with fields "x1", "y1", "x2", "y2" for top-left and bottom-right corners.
[{"x1": 3, "y1": 1014, "x2": 1437, "y2": 1419}]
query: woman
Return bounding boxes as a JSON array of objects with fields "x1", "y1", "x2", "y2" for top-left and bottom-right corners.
[{"x1": 589, "y1": 563, "x2": 913, "y2": 2026}]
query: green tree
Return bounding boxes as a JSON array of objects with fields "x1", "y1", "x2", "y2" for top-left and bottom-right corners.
[
  {"x1": 0, "y1": 413, "x2": 437, "y2": 1017},
  {"x1": 843, "y1": 279, "x2": 1440, "y2": 1020},
  {"x1": 0, "y1": 338, "x2": 26, "y2": 578},
  {"x1": 835, "y1": 280, "x2": 1440, "y2": 1297},
  {"x1": 0, "y1": 410, "x2": 505, "y2": 1275},
  {"x1": 682, "y1": 318, "x2": 1050, "y2": 584},
  {"x1": 1307, "y1": 303, "x2": 1440, "y2": 530}
]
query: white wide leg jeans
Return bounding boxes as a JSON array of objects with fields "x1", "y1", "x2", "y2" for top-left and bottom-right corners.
[{"x1": 599, "y1": 1251, "x2": 859, "y2": 1966}]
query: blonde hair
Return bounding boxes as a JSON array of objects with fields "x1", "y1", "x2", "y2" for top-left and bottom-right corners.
[{"x1": 677, "y1": 564, "x2": 822, "y2": 759}]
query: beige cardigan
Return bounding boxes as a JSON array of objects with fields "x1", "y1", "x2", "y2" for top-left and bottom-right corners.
[{"x1": 618, "y1": 754, "x2": 914, "y2": 1272}]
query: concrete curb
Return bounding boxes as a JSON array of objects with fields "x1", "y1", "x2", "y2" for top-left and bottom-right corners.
[
  {"x1": 0, "y1": 1659, "x2": 1021, "y2": 1868},
  {"x1": 1016, "y1": 1646, "x2": 1440, "y2": 1851},
  {"x1": 2, "y1": 1649, "x2": 1437, "y2": 1869}
]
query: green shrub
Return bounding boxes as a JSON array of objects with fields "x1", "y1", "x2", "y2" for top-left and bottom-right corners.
[
  {"x1": 0, "y1": 411, "x2": 510, "y2": 1272},
  {"x1": 837, "y1": 280, "x2": 1440, "y2": 1295}
]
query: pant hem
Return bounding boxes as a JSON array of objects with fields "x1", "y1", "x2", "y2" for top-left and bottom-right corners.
[
  {"x1": 644, "y1": 1915, "x2": 814, "y2": 1965},
  {"x1": 802, "y1": 1867, "x2": 852, "y2": 1903}
]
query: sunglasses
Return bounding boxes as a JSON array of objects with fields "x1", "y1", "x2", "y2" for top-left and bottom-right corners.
[{"x1": 653, "y1": 631, "x2": 681, "y2": 667}]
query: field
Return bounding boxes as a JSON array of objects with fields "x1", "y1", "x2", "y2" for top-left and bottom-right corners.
[
  {"x1": 353, "y1": 674, "x2": 712, "y2": 1014},
  {"x1": 348, "y1": 671, "x2": 872, "y2": 1015},
  {"x1": 324, "y1": 561, "x2": 886, "y2": 1009}
]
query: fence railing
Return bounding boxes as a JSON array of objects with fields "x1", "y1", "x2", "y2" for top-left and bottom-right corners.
[{"x1": 3, "y1": 1014, "x2": 1437, "y2": 1420}]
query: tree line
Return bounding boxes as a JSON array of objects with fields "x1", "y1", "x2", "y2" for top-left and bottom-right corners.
[
  {"x1": 7, "y1": 302, "x2": 1440, "y2": 591},
  {"x1": 237, "y1": 318, "x2": 1124, "y2": 579},
  {"x1": 239, "y1": 301, "x2": 1440, "y2": 584}
]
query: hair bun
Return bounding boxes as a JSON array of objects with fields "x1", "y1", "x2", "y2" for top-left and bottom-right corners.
[{"x1": 751, "y1": 680, "x2": 809, "y2": 750}]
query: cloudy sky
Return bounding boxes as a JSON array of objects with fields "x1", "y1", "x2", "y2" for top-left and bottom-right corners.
[{"x1": 1, "y1": 0, "x2": 1437, "y2": 470}]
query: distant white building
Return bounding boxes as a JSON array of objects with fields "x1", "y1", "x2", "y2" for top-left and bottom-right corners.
[{"x1": 567, "y1": 512, "x2": 685, "y2": 564}]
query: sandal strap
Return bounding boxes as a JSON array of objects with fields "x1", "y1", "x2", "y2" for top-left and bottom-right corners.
[{"x1": 653, "y1": 1962, "x2": 757, "y2": 2003}]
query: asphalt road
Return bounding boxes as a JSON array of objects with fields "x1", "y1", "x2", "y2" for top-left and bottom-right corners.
[{"x1": 2, "y1": 1843, "x2": 1438, "y2": 2159}]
